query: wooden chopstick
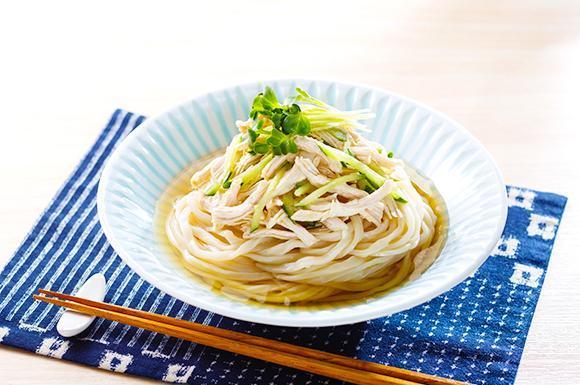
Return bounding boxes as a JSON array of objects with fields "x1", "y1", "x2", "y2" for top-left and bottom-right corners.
[
  {"x1": 38, "y1": 288, "x2": 464, "y2": 385},
  {"x1": 35, "y1": 289, "x2": 469, "y2": 385},
  {"x1": 35, "y1": 293, "x2": 406, "y2": 385}
]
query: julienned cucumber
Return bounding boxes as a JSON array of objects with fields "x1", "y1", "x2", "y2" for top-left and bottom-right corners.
[
  {"x1": 240, "y1": 153, "x2": 274, "y2": 187},
  {"x1": 204, "y1": 135, "x2": 242, "y2": 195},
  {"x1": 297, "y1": 173, "x2": 362, "y2": 207},
  {"x1": 281, "y1": 193, "x2": 297, "y2": 216},
  {"x1": 250, "y1": 170, "x2": 284, "y2": 231},
  {"x1": 318, "y1": 142, "x2": 385, "y2": 188}
]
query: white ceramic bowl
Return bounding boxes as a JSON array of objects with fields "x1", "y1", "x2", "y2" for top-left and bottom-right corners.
[{"x1": 97, "y1": 79, "x2": 507, "y2": 327}]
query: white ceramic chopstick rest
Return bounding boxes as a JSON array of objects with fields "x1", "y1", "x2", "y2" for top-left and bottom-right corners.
[{"x1": 56, "y1": 273, "x2": 107, "y2": 337}]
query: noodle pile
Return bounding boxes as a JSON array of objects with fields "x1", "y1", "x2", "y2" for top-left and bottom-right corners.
[{"x1": 166, "y1": 88, "x2": 442, "y2": 305}]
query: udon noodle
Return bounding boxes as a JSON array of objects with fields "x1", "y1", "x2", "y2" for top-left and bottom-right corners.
[{"x1": 165, "y1": 87, "x2": 444, "y2": 305}]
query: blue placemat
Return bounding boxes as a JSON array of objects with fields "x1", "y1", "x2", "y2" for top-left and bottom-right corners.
[{"x1": 0, "y1": 110, "x2": 567, "y2": 385}]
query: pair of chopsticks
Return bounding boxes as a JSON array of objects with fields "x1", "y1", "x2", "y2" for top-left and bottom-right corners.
[{"x1": 34, "y1": 289, "x2": 469, "y2": 385}]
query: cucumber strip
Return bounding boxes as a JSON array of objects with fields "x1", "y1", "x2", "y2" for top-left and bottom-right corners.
[
  {"x1": 250, "y1": 170, "x2": 284, "y2": 231},
  {"x1": 294, "y1": 182, "x2": 314, "y2": 196},
  {"x1": 281, "y1": 193, "x2": 297, "y2": 217},
  {"x1": 357, "y1": 178, "x2": 376, "y2": 194},
  {"x1": 297, "y1": 173, "x2": 362, "y2": 207},
  {"x1": 204, "y1": 183, "x2": 220, "y2": 196},
  {"x1": 391, "y1": 190, "x2": 408, "y2": 203},
  {"x1": 367, "y1": 161, "x2": 386, "y2": 177},
  {"x1": 221, "y1": 171, "x2": 233, "y2": 188},
  {"x1": 238, "y1": 153, "x2": 274, "y2": 189},
  {"x1": 331, "y1": 129, "x2": 347, "y2": 142},
  {"x1": 204, "y1": 135, "x2": 242, "y2": 195},
  {"x1": 318, "y1": 142, "x2": 385, "y2": 188}
]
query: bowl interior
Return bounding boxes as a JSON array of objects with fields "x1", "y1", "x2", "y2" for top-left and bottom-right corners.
[{"x1": 97, "y1": 80, "x2": 507, "y2": 327}]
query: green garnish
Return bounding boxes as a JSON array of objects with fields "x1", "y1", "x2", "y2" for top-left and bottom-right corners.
[
  {"x1": 387, "y1": 151, "x2": 394, "y2": 158},
  {"x1": 248, "y1": 87, "x2": 311, "y2": 156},
  {"x1": 288, "y1": 88, "x2": 374, "y2": 132}
]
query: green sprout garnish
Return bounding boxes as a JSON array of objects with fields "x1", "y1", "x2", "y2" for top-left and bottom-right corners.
[
  {"x1": 248, "y1": 87, "x2": 310, "y2": 155},
  {"x1": 288, "y1": 88, "x2": 374, "y2": 132}
]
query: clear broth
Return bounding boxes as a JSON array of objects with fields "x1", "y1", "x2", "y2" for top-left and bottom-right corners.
[{"x1": 154, "y1": 156, "x2": 449, "y2": 310}]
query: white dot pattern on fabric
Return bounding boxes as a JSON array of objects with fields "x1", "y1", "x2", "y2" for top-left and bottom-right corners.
[
  {"x1": 163, "y1": 364, "x2": 196, "y2": 383},
  {"x1": 36, "y1": 337, "x2": 70, "y2": 359},
  {"x1": 0, "y1": 110, "x2": 568, "y2": 385},
  {"x1": 527, "y1": 214, "x2": 558, "y2": 240},
  {"x1": 507, "y1": 188, "x2": 535, "y2": 210},
  {"x1": 492, "y1": 237, "x2": 519, "y2": 258},
  {"x1": 509, "y1": 263, "x2": 544, "y2": 288},
  {"x1": 98, "y1": 350, "x2": 133, "y2": 373},
  {"x1": 0, "y1": 326, "x2": 9, "y2": 342}
]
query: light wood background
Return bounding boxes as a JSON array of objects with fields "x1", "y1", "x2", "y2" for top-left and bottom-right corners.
[{"x1": 1, "y1": 1, "x2": 579, "y2": 384}]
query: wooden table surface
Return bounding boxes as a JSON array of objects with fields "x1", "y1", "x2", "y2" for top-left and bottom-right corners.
[{"x1": 1, "y1": 0, "x2": 579, "y2": 383}]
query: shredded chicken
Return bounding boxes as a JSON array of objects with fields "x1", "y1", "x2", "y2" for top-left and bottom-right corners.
[
  {"x1": 289, "y1": 209, "x2": 323, "y2": 222},
  {"x1": 333, "y1": 184, "x2": 367, "y2": 199},
  {"x1": 266, "y1": 208, "x2": 286, "y2": 229},
  {"x1": 235, "y1": 118, "x2": 253, "y2": 134},
  {"x1": 262, "y1": 154, "x2": 295, "y2": 179},
  {"x1": 235, "y1": 153, "x2": 260, "y2": 174},
  {"x1": 295, "y1": 136, "x2": 342, "y2": 173},
  {"x1": 273, "y1": 162, "x2": 307, "y2": 196},
  {"x1": 360, "y1": 202, "x2": 385, "y2": 226},
  {"x1": 278, "y1": 214, "x2": 317, "y2": 247},
  {"x1": 291, "y1": 180, "x2": 394, "y2": 222},
  {"x1": 322, "y1": 217, "x2": 348, "y2": 231},
  {"x1": 293, "y1": 156, "x2": 327, "y2": 186},
  {"x1": 349, "y1": 145, "x2": 372, "y2": 164},
  {"x1": 211, "y1": 180, "x2": 267, "y2": 226},
  {"x1": 191, "y1": 156, "x2": 223, "y2": 188},
  {"x1": 314, "y1": 131, "x2": 344, "y2": 149},
  {"x1": 221, "y1": 178, "x2": 242, "y2": 206}
]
